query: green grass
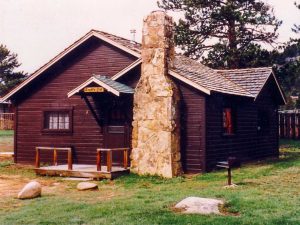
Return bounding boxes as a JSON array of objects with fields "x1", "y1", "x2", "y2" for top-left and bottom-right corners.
[
  {"x1": 0, "y1": 130, "x2": 13, "y2": 152},
  {"x1": 0, "y1": 130, "x2": 14, "y2": 137},
  {"x1": 0, "y1": 140, "x2": 299, "y2": 225}
]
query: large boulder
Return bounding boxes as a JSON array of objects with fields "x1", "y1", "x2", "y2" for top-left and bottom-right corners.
[
  {"x1": 18, "y1": 181, "x2": 42, "y2": 199},
  {"x1": 175, "y1": 197, "x2": 224, "y2": 215},
  {"x1": 77, "y1": 182, "x2": 98, "y2": 191}
]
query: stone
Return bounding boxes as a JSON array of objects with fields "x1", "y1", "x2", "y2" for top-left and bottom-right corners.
[
  {"x1": 131, "y1": 11, "x2": 182, "y2": 178},
  {"x1": 18, "y1": 181, "x2": 42, "y2": 199},
  {"x1": 223, "y1": 183, "x2": 238, "y2": 189},
  {"x1": 63, "y1": 177, "x2": 92, "y2": 181},
  {"x1": 76, "y1": 182, "x2": 98, "y2": 191},
  {"x1": 174, "y1": 197, "x2": 224, "y2": 215}
]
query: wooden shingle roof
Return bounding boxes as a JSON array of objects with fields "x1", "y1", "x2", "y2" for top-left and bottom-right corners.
[
  {"x1": 92, "y1": 31, "x2": 274, "y2": 99},
  {"x1": 215, "y1": 67, "x2": 273, "y2": 98},
  {"x1": 1, "y1": 29, "x2": 285, "y2": 103},
  {"x1": 93, "y1": 30, "x2": 141, "y2": 55},
  {"x1": 173, "y1": 55, "x2": 254, "y2": 97}
]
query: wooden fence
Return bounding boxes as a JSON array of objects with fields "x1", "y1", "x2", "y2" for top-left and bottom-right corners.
[
  {"x1": 279, "y1": 111, "x2": 300, "y2": 139},
  {"x1": 0, "y1": 113, "x2": 14, "y2": 130}
]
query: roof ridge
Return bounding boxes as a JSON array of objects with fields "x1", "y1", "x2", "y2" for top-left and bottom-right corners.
[
  {"x1": 92, "y1": 29, "x2": 141, "y2": 45},
  {"x1": 214, "y1": 69, "x2": 254, "y2": 97},
  {"x1": 173, "y1": 55, "x2": 254, "y2": 97},
  {"x1": 215, "y1": 67, "x2": 272, "y2": 72}
]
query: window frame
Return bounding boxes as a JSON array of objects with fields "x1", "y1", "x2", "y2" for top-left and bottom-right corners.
[
  {"x1": 42, "y1": 108, "x2": 73, "y2": 134},
  {"x1": 222, "y1": 106, "x2": 236, "y2": 136}
]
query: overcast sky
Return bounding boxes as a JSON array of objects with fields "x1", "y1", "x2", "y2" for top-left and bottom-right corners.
[{"x1": 0, "y1": 0, "x2": 299, "y2": 73}]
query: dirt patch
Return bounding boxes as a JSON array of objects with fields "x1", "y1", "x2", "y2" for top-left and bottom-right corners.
[
  {"x1": 0, "y1": 175, "x2": 70, "y2": 198},
  {"x1": 0, "y1": 155, "x2": 13, "y2": 162},
  {"x1": 0, "y1": 175, "x2": 29, "y2": 198},
  {"x1": 0, "y1": 136, "x2": 13, "y2": 153}
]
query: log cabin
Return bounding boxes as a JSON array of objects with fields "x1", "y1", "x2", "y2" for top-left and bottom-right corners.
[{"x1": 1, "y1": 11, "x2": 286, "y2": 178}]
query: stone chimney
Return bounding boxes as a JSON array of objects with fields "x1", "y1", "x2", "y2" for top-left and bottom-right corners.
[{"x1": 130, "y1": 11, "x2": 182, "y2": 178}]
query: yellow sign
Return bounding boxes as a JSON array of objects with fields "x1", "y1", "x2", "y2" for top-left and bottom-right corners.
[{"x1": 83, "y1": 87, "x2": 105, "y2": 93}]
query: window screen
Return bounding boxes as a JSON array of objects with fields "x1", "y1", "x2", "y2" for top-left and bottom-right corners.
[{"x1": 44, "y1": 111, "x2": 70, "y2": 130}]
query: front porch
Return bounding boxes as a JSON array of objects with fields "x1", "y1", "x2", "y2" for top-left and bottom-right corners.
[
  {"x1": 35, "y1": 164, "x2": 129, "y2": 179},
  {"x1": 34, "y1": 147, "x2": 130, "y2": 179}
]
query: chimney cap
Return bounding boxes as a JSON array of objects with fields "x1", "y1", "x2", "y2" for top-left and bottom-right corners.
[{"x1": 130, "y1": 29, "x2": 136, "y2": 43}]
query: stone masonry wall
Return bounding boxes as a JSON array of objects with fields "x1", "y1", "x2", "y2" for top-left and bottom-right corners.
[{"x1": 130, "y1": 11, "x2": 182, "y2": 178}]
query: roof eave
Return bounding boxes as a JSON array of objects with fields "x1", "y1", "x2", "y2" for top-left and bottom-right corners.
[
  {"x1": 1, "y1": 30, "x2": 141, "y2": 103},
  {"x1": 112, "y1": 59, "x2": 142, "y2": 81},
  {"x1": 68, "y1": 77, "x2": 121, "y2": 97},
  {"x1": 168, "y1": 70, "x2": 211, "y2": 95},
  {"x1": 254, "y1": 70, "x2": 287, "y2": 105}
]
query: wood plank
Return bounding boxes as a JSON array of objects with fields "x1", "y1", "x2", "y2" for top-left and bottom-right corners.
[
  {"x1": 35, "y1": 148, "x2": 40, "y2": 168},
  {"x1": 107, "y1": 150, "x2": 112, "y2": 172},
  {"x1": 96, "y1": 150, "x2": 101, "y2": 171},
  {"x1": 34, "y1": 164, "x2": 129, "y2": 179}
]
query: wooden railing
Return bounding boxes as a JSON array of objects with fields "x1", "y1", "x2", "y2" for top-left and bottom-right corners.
[
  {"x1": 96, "y1": 148, "x2": 129, "y2": 172},
  {"x1": 0, "y1": 113, "x2": 14, "y2": 130},
  {"x1": 279, "y1": 112, "x2": 300, "y2": 139},
  {"x1": 35, "y1": 147, "x2": 72, "y2": 170}
]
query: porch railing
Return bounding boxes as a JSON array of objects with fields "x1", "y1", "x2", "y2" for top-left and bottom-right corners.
[
  {"x1": 96, "y1": 148, "x2": 129, "y2": 172},
  {"x1": 0, "y1": 113, "x2": 14, "y2": 130},
  {"x1": 35, "y1": 147, "x2": 73, "y2": 170}
]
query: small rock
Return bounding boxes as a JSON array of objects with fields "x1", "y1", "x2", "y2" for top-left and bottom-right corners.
[
  {"x1": 63, "y1": 177, "x2": 92, "y2": 181},
  {"x1": 223, "y1": 184, "x2": 238, "y2": 189},
  {"x1": 18, "y1": 181, "x2": 42, "y2": 199},
  {"x1": 77, "y1": 182, "x2": 98, "y2": 191},
  {"x1": 175, "y1": 197, "x2": 224, "y2": 215}
]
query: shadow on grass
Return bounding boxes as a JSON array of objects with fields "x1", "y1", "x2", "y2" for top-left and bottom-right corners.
[
  {"x1": 266, "y1": 151, "x2": 300, "y2": 169},
  {"x1": 194, "y1": 149, "x2": 300, "y2": 184}
]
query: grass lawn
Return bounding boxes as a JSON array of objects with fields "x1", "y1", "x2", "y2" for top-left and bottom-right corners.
[
  {"x1": 0, "y1": 140, "x2": 299, "y2": 225},
  {"x1": 0, "y1": 130, "x2": 13, "y2": 152}
]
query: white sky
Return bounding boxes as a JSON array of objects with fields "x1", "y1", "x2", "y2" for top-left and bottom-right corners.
[{"x1": 0, "y1": 0, "x2": 299, "y2": 73}]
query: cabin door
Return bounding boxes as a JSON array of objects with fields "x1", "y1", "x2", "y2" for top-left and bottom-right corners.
[{"x1": 103, "y1": 99, "x2": 132, "y2": 164}]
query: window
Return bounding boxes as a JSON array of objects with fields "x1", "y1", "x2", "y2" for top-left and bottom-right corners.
[
  {"x1": 43, "y1": 110, "x2": 71, "y2": 132},
  {"x1": 223, "y1": 107, "x2": 235, "y2": 135}
]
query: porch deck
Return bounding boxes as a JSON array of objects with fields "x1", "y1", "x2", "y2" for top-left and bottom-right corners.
[{"x1": 35, "y1": 164, "x2": 129, "y2": 179}]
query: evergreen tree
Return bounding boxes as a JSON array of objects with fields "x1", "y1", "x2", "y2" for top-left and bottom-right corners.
[
  {"x1": 274, "y1": 2, "x2": 300, "y2": 108},
  {"x1": 292, "y1": 2, "x2": 300, "y2": 33},
  {"x1": 203, "y1": 43, "x2": 279, "y2": 69},
  {"x1": 158, "y1": 0, "x2": 281, "y2": 69},
  {"x1": 0, "y1": 44, "x2": 26, "y2": 96}
]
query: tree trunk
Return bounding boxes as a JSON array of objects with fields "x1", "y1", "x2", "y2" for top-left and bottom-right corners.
[{"x1": 228, "y1": 19, "x2": 238, "y2": 69}]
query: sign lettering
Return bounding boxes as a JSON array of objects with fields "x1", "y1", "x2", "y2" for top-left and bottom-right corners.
[{"x1": 83, "y1": 87, "x2": 105, "y2": 93}]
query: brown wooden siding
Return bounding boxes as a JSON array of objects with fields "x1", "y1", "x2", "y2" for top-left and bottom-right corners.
[
  {"x1": 205, "y1": 77, "x2": 279, "y2": 171},
  {"x1": 118, "y1": 71, "x2": 207, "y2": 173},
  {"x1": 14, "y1": 38, "x2": 136, "y2": 165},
  {"x1": 176, "y1": 81, "x2": 206, "y2": 173}
]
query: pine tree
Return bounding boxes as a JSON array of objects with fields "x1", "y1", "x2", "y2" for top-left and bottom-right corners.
[
  {"x1": 0, "y1": 44, "x2": 26, "y2": 96},
  {"x1": 158, "y1": 0, "x2": 281, "y2": 69},
  {"x1": 292, "y1": 2, "x2": 300, "y2": 33},
  {"x1": 274, "y1": 2, "x2": 300, "y2": 107}
]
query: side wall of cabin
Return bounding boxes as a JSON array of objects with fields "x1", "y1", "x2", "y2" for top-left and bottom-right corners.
[
  {"x1": 13, "y1": 38, "x2": 136, "y2": 164},
  {"x1": 121, "y1": 73, "x2": 207, "y2": 173},
  {"x1": 205, "y1": 77, "x2": 279, "y2": 170},
  {"x1": 173, "y1": 80, "x2": 207, "y2": 173}
]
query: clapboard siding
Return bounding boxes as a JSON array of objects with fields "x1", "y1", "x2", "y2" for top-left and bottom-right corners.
[
  {"x1": 205, "y1": 77, "x2": 279, "y2": 171},
  {"x1": 176, "y1": 81, "x2": 206, "y2": 173},
  {"x1": 14, "y1": 38, "x2": 136, "y2": 164}
]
